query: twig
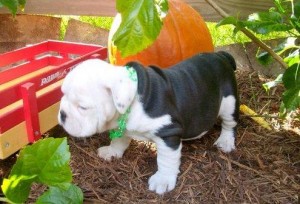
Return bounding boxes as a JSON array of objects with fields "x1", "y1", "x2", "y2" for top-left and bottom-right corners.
[
  {"x1": 219, "y1": 154, "x2": 299, "y2": 196},
  {"x1": 205, "y1": 0, "x2": 288, "y2": 69},
  {"x1": 84, "y1": 198, "x2": 109, "y2": 203},
  {"x1": 88, "y1": 183, "x2": 102, "y2": 201},
  {"x1": 237, "y1": 127, "x2": 248, "y2": 146},
  {"x1": 219, "y1": 154, "x2": 260, "y2": 174},
  {"x1": 71, "y1": 140, "x2": 122, "y2": 181},
  {"x1": 178, "y1": 162, "x2": 193, "y2": 180},
  {"x1": 70, "y1": 139, "x2": 98, "y2": 160}
]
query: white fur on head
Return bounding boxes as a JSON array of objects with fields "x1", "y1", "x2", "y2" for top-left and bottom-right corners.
[{"x1": 58, "y1": 59, "x2": 137, "y2": 137}]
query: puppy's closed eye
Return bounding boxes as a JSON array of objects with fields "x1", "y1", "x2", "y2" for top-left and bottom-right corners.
[{"x1": 78, "y1": 105, "x2": 88, "y2": 110}]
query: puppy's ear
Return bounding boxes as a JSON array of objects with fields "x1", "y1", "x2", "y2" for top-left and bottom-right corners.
[{"x1": 109, "y1": 68, "x2": 137, "y2": 114}]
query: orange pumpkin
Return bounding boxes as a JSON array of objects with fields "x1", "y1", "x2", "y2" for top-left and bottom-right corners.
[{"x1": 108, "y1": 0, "x2": 214, "y2": 68}]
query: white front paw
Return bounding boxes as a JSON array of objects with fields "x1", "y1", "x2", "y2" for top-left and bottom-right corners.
[
  {"x1": 97, "y1": 146, "x2": 123, "y2": 161},
  {"x1": 148, "y1": 171, "x2": 177, "y2": 194},
  {"x1": 214, "y1": 133, "x2": 236, "y2": 153}
]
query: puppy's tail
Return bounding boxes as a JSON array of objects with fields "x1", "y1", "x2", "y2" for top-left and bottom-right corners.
[{"x1": 218, "y1": 51, "x2": 236, "y2": 71}]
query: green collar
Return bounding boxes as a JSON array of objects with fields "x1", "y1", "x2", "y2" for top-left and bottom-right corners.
[
  {"x1": 109, "y1": 108, "x2": 131, "y2": 140},
  {"x1": 109, "y1": 66, "x2": 137, "y2": 140}
]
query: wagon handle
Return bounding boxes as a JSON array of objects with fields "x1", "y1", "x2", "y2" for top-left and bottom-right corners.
[{"x1": 21, "y1": 83, "x2": 41, "y2": 143}]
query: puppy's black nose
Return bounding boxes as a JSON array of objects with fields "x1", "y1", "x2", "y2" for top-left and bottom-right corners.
[{"x1": 60, "y1": 110, "x2": 67, "y2": 123}]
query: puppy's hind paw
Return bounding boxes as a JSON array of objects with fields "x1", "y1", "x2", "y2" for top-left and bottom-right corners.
[
  {"x1": 97, "y1": 146, "x2": 124, "y2": 161},
  {"x1": 148, "y1": 171, "x2": 177, "y2": 195}
]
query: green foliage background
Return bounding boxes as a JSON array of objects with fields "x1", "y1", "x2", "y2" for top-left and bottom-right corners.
[{"x1": 218, "y1": 0, "x2": 300, "y2": 116}]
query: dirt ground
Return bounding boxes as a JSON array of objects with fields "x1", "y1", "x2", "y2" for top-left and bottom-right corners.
[{"x1": 1, "y1": 70, "x2": 300, "y2": 203}]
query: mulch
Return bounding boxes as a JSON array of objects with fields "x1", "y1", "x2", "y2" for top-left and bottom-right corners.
[{"x1": 1, "y1": 70, "x2": 300, "y2": 203}]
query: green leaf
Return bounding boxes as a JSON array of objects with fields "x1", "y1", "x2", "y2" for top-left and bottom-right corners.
[
  {"x1": 284, "y1": 49, "x2": 300, "y2": 66},
  {"x1": 248, "y1": 11, "x2": 283, "y2": 23},
  {"x1": 15, "y1": 137, "x2": 71, "y2": 185},
  {"x1": 116, "y1": 0, "x2": 134, "y2": 13},
  {"x1": 257, "y1": 50, "x2": 274, "y2": 65},
  {"x1": 282, "y1": 63, "x2": 300, "y2": 89},
  {"x1": 274, "y1": 0, "x2": 286, "y2": 14},
  {"x1": 263, "y1": 74, "x2": 283, "y2": 92},
  {"x1": 112, "y1": 0, "x2": 168, "y2": 58},
  {"x1": 244, "y1": 11, "x2": 293, "y2": 34},
  {"x1": 279, "y1": 101, "x2": 288, "y2": 118},
  {"x1": 36, "y1": 139, "x2": 72, "y2": 186},
  {"x1": 293, "y1": 1, "x2": 300, "y2": 18},
  {"x1": 244, "y1": 21, "x2": 292, "y2": 34},
  {"x1": 2, "y1": 176, "x2": 36, "y2": 203},
  {"x1": 257, "y1": 37, "x2": 299, "y2": 67},
  {"x1": 282, "y1": 86, "x2": 300, "y2": 111},
  {"x1": 1, "y1": 137, "x2": 72, "y2": 203},
  {"x1": 0, "y1": 0, "x2": 18, "y2": 15},
  {"x1": 290, "y1": 15, "x2": 300, "y2": 33},
  {"x1": 0, "y1": 0, "x2": 26, "y2": 15},
  {"x1": 155, "y1": 0, "x2": 169, "y2": 19},
  {"x1": 256, "y1": 42, "x2": 286, "y2": 66},
  {"x1": 18, "y1": 0, "x2": 26, "y2": 11},
  {"x1": 36, "y1": 184, "x2": 83, "y2": 204},
  {"x1": 217, "y1": 16, "x2": 239, "y2": 27},
  {"x1": 217, "y1": 17, "x2": 246, "y2": 36},
  {"x1": 281, "y1": 63, "x2": 300, "y2": 111}
]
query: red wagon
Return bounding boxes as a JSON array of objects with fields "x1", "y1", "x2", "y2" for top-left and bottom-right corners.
[{"x1": 0, "y1": 40, "x2": 107, "y2": 159}]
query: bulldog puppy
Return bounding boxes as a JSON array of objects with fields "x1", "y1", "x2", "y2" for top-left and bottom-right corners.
[{"x1": 58, "y1": 51, "x2": 239, "y2": 194}]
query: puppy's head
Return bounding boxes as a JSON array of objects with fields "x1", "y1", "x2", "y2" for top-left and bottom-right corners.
[{"x1": 58, "y1": 59, "x2": 137, "y2": 137}]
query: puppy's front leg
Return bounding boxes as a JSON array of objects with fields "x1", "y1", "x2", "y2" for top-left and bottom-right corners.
[
  {"x1": 98, "y1": 136, "x2": 131, "y2": 161},
  {"x1": 149, "y1": 138, "x2": 182, "y2": 194}
]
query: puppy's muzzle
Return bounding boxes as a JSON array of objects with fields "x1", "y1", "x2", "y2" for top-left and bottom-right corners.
[{"x1": 60, "y1": 110, "x2": 67, "y2": 124}]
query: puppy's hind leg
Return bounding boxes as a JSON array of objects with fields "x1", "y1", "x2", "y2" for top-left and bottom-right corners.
[
  {"x1": 98, "y1": 136, "x2": 131, "y2": 161},
  {"x1": 214, "y1": 95, "x2": 238, "y2": 153}
]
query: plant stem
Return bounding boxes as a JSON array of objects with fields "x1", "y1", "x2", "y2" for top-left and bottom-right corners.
[
  {"x1": 240, "y1": 28, "x2": 288, "y2": 68},
  {"x1": 205, "y1": 0, "x2": 288, "y2": 69},
  {"x1": 0, "y1": 197, "x2": 9, "y2": 202}
]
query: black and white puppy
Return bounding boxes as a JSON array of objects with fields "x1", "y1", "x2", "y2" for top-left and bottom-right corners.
[{"x1": 58, "y1": 51, "x2": 239, "y2": 194}]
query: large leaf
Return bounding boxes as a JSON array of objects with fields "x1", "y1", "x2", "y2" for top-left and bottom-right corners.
[
  {"x1": 295, "y1": 1, "x2": 300, "y2": 17},
  {"x1": 112, "y1": 0, "x2": 168, "y2": 58},
  {"x1": 282, "y1": 63, "x2": 300, "y2": 89},
  {"x1": 217, "y1": 16, "x2": 241, "y2": 28},
  {"x1": 13, "y1": 137, "x2": 72, "y2": 185},
  {"x1": 32, "y1": 138, "x2": 72, "y2": 185},
  {"x1": 36, "y1": 184, "x2": 83, "y2": 204},
  {"x1": 282, "y1": 63, "x2": 300, "y2": 111},
  {"x1": 2, "y1": 176, "x2": 36, "y2": 203},
  {"x1": 290, "y1": 4, "x2": 300, "y2": 34},
  {"x1": 244, "y1": 11, "x2": 293, "y2": 34},
  {"x1": 0, "y1": 0, "x2": 26, "y2": 15},
  {"x1": 248, "y1": 11, "x2": 283, "y2": 23},
  {"x1": 0, "y1": 0, "x2": 18, "y2": 15},
  {"x1": 282, "y1": 86, "x2": 300, "y2": 111},
  {"x1": 1, "y1": 137, "x2": 72, "y2": 203}
]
